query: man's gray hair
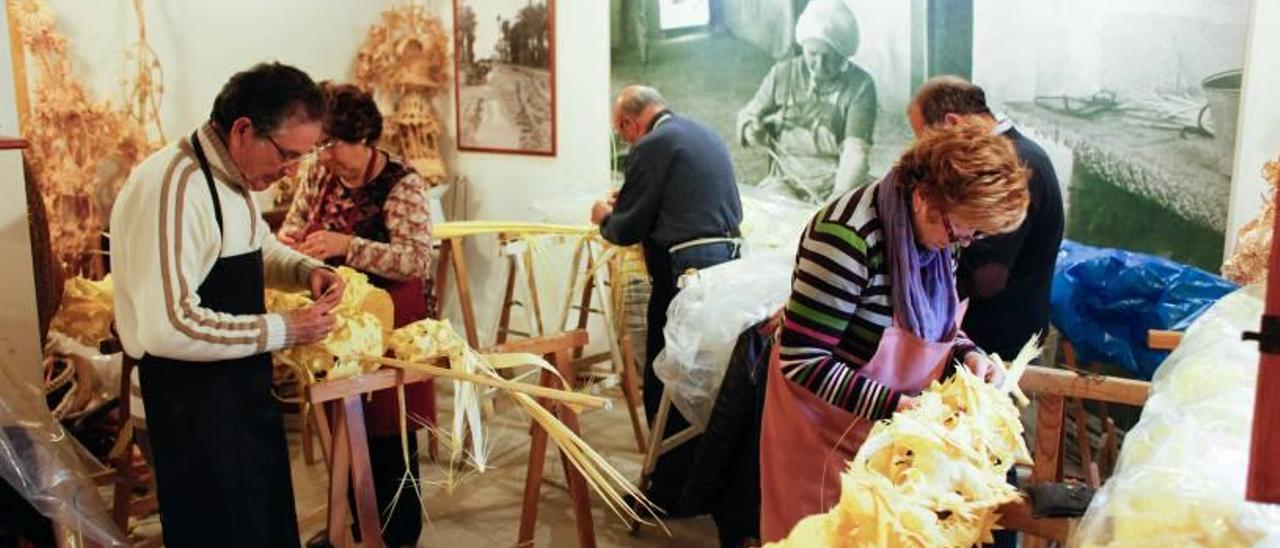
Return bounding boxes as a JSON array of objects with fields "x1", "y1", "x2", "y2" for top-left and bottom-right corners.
[{"x1": 617, "y1": 85, "x2": 667, "y2": 116}]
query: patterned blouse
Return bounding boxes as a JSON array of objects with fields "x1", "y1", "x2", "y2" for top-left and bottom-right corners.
[{"x1": 280, "y1": 153, "x2": 433, "y2": 282}]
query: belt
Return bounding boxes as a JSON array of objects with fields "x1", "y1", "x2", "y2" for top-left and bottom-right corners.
[{"x1": 668, "y1": 236, "x2": 742, "y2": 254}]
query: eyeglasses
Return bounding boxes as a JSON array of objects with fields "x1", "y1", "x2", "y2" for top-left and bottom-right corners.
[
  {"x1": 314, "y1": 139, "x2": 337, "y2": 153},
  {"x1": 941, "y1": 210, "x2": 987, "y2": 244},
  {"x1": 263, "y1": 134, "x2": 307, "y2": 163}
]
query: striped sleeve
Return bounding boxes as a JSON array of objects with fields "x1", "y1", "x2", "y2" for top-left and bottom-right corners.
[
  {"x1": 777, "y1": 187, "x2": 901, "y2": 420},
  {"x1": 119, "y1": 155, "x2": 292, "y2": 361}
]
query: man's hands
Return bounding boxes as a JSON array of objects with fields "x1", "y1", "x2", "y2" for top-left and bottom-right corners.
[
  {"x1": 283, "y1": 305, "x2": 335, "y2": 346},
  {"x1": 284, "y1": 269, "x2": 346, "y2": 346},
  {"x1": 590, "y1": 190, "x2": 619, "y2": 225},
  {"x1": 309, "y1": 268, "x2": 345, "y2": 308}
]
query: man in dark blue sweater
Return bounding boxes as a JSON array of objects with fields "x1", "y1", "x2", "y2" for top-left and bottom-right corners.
[
  {"x1": 591, "y1": 85, "x2": 743, "y2": 512},
  {"x1": 908, "y1": 76, "x2": 1065, "y2": 548},
  {"x1": 908, "y1": 76, "x2": 1065, "y2": 362}
]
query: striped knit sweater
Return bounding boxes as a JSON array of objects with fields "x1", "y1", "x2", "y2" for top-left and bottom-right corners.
[{"x1": 778, "y1": 180, "x2": 975, "y2": 420}]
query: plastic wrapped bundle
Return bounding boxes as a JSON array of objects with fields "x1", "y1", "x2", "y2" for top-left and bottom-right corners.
[
  {"x1": 653, "y1": 251, "x2": 792, "y2": 427},
  {"x1": 1072, "y1": 285, "x2": 1280, "y2": 547},
  {"x1": 739, "y1": 184, "x2": 821, "y2": 256},
  {"x1": 770, "y1": 342, "x2": 1036, "y2": 547},
  {"x1": 48, "y1": 275, "x2": 114, "y2": 346}
]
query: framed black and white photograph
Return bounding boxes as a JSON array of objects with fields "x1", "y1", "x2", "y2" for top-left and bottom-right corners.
[{"x1": 454, "y1": 0, "x2": 556, "y2": 156}]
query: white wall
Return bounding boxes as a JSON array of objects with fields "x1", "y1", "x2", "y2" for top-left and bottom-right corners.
[
  {"x1": 0, "y1": 6, "x2": 42, "y2": 375},
  {"x1": 22, "y1": 0, "x2": 611, "y2": 344},
  {"x1": 440, "y1": 0, "x2": 612, "y2": 340},
  {"x1": 42, "y1": 0, "x2": 389, "y2": 136},
  {"x1": 1225, "y1": 0, "x2": 1280, "y2": 258}
]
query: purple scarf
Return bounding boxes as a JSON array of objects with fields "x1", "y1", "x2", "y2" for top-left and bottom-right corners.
[{"x1": 875, "y1": 171, "x2": 958, "y2": 342}]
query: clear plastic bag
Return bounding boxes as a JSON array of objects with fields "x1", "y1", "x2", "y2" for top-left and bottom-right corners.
[
  {"x1": 1, "y1": 345, "x2": 126, "y2": 545},
  {"x1": 1071, "y1": 284, "x2": 1280, "y2": 547},
  {"x1": 653, "y1": 250, "x2": 793, "y2": 428},
  {"x1": 739, "y1": 184, "x2": 820, "y2": 257}
]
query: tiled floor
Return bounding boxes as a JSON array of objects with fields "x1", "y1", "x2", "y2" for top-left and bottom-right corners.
[{"x1": 288, "y1": 385, "x2": 720, "y2": 547}]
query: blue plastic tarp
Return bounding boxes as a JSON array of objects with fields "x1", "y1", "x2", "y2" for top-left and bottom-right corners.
[{"x1": 1050, "y1": 240, "x2": 1239, "y2": 379}]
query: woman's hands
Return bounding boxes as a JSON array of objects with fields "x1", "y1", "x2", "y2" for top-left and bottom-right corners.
[
  {"x1": 964, "y1": 350, "x2": 1007, "y2": 386},
  {"x1": 296, "y1": 230, "x2": 353, "y2": 260}
]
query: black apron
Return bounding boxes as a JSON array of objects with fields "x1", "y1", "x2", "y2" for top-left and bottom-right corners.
[{"x1": 137, "y1": 132, "x2": 301, "y2": 547}]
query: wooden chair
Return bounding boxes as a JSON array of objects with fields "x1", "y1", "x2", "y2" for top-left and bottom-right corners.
[
  {"x1": 90, "y1": 339, "x2": 159, "y2": 544},
  {"x1": 998, "y1": 351, "x2": 1155, "y2": 546}
]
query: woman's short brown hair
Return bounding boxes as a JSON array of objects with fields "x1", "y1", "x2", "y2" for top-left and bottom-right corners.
[
  {"x1": 320, "y1": 82, "x2": 383, "y2": 145},
  {"x1": 895, "y1": 123, "x2": 1030, "y2": 236}
]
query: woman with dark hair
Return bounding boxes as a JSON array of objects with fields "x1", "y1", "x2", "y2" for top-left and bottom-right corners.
[
  {"x1": 279, "y1": 82, "x2": 433, "y2": 547},
  {"x1": 759, "y1": 123, "x2": 1031, "y2": 542}
]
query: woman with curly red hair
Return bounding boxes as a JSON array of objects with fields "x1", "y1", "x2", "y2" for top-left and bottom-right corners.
[{"x1": 760, "y1": 122, "x2": 1030, "y2": 541}]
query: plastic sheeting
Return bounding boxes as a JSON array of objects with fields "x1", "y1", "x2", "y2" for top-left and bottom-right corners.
[
  {"x1": 1, "y1": 335, "x2": 126, "y2": 545},
  {"x1": 651, "y1": 184, "x2": 814, "y2": 428},
  {"x1": 1051, "y1": 240, "x2": 1238, "y2": 379},
  {"x1": 1071, "y1": 285, "x2": 1280, "y2": 547},
  {"x1": 44, "y1": 332, "x2": 122, "y2": 423},
  {"x1": 653, "y1": 251, "x2": 793, "y2": 428},
  {"x1": 739, "y1": 184, "x2": 821, "y2": 256}
]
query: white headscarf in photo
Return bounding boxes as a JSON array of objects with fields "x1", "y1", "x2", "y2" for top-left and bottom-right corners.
[{"x1": 794, "y1": 0, "x2": 860, "y2": 58}]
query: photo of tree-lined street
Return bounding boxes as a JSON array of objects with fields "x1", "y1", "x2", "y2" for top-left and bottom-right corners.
[{"x1": 455, "y1": 0, "x2": 554, "y2": 154}]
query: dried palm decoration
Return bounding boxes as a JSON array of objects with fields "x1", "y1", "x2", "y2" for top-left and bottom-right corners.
[
  {"x1": 770, "y1": 340, "x2": 1037, "y2": 548},
  {"x1": 353, "y1": 2, "x2": 450, "y2": 186},
  {"x1": 1223, "y1": 155, "x2": 1280, "y2": 285},
  {"x1": 8, "y1": 0, "x2": 164, "y2": 277},
  {"x1": 48, "y1": 274, "x2": 114, "y2": 347},
  {"x1": 265, "y1": 267, "x2": 663, "y2": 528},
  {"x1": 266, "y1": 267, "x2": 393, "y2": 383}
]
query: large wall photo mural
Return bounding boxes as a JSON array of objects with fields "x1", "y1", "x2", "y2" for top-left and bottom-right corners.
[{"x1": 611, "y1": 0, "x2": 1249, "y2": 270}]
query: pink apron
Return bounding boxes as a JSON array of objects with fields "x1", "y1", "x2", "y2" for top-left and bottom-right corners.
[{"x1": 758, "y1": 302, "x2": 968, "y2": 542}]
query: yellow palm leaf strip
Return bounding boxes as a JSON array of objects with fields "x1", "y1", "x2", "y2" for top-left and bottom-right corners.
[
  {"x1": 365, "y1": 355, "x2": 609, "y2": 410},
  {"x1": 508, "y1": 391, "x2": 667, "y2": 532}
]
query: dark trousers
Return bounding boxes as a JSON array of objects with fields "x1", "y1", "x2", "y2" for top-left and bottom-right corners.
[
  {"x1": 680, "y1": 323, "x2": 771, "y2": 546},
  {"x1": 642, "y1": 242, "x2": 738, "y2": 509}
]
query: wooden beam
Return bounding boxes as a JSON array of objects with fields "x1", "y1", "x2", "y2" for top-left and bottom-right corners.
[
  {"x1": 1147, "y1": 329, "x2": 1183, "y2": 350},
  {"x1": 306, "y1": 364, "x2": 440, "y2": 404},
  {"x1": 5, "y1": 2, "x2": 30, "y2": 134},
  {"x1": 368, "y1": 354, "x2": 609, "y2": 410},
  {"x1": 1030, "y1": 394, "x2": 1065, "y2": 485},
  {"x1": 448, "y1": 237, "x2": 481, "y2": 348},
  {"x1": 486, "y1": 328, "x2": 588, "y2": 357},
  {"x1": 343, "y1": 396, "x2": 385, "y2": 548},
  {"x1": 1020, "y1": 365, "x2": 1151, "y2": 406},
  {"x1": 1247, "y1": 176, "x2": 1280, "y2": 503},
  {"x1": 996, "y1": 499, "x2": 1071, "y2": 542}
]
